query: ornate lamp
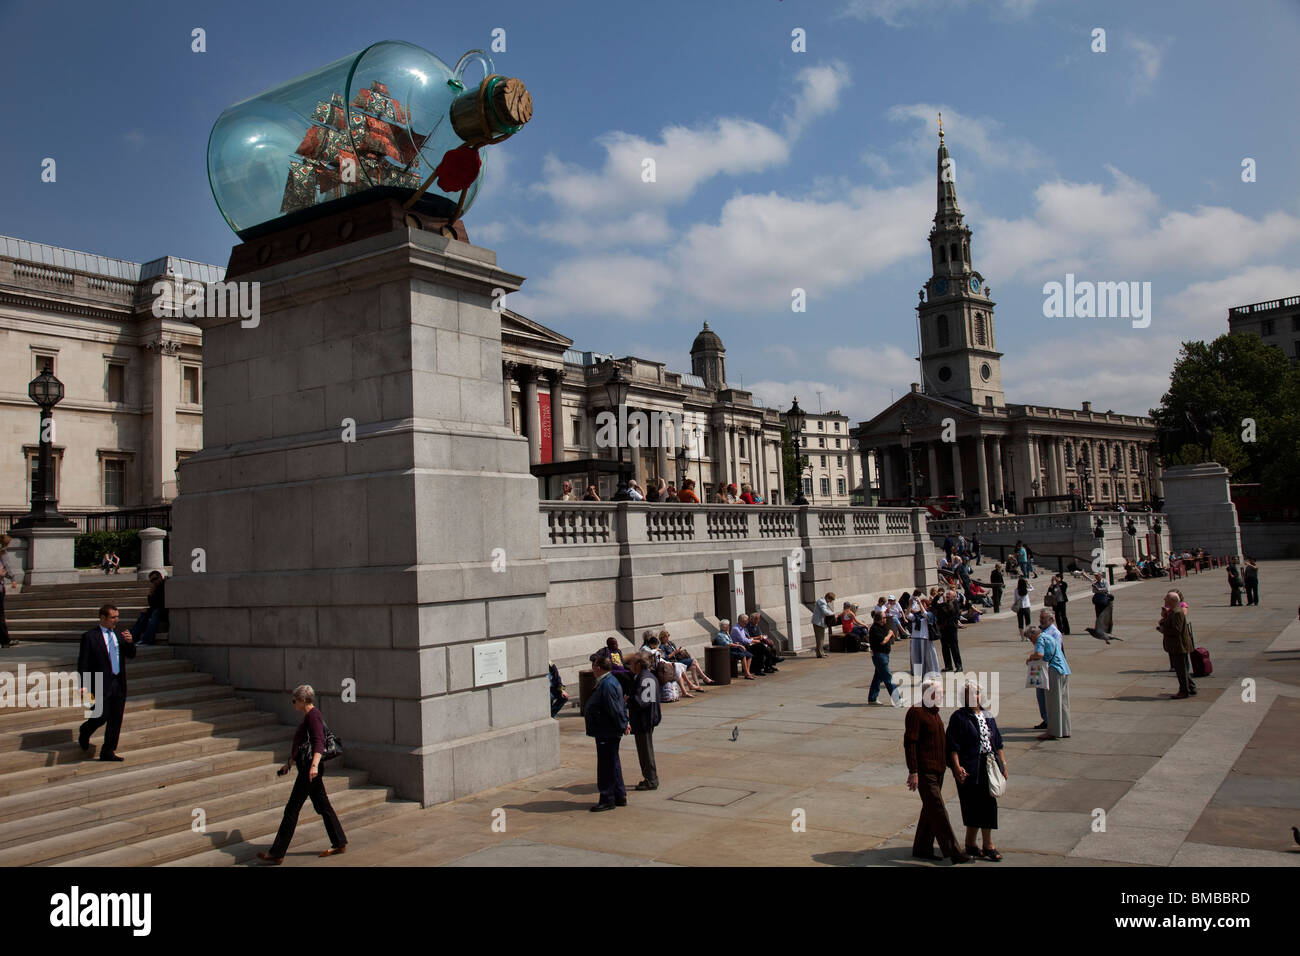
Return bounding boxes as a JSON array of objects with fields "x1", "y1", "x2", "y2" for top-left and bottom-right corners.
[
  {"x1": 13, "y1": 360, "x2": 76, "y2": 529},
  {"x1": 603, "y1": 362, "x2": 631, "y2": 501},
  {"x1": 899, "y1": 421, "x2": 916, "y2": 503},
  {"x1": 784, "y1": 397, "x2": 809, "y2": 505}
]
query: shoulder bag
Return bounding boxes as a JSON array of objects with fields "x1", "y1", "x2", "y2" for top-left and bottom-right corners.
[{"x1": 986, "y1": 747, "x2": 1006, "y2": 797}]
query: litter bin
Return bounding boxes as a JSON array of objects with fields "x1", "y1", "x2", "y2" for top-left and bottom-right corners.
[{"x1": 704, "y1": 645, "x2": 732, "y2": 685}]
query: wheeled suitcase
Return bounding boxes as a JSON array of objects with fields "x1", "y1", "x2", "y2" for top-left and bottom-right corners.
[{"x1": 1191, "y1": 646, "x2": 1212, "y2": 678}]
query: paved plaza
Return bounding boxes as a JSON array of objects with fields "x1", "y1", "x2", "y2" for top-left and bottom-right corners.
[{"x1": 165, "y1": 561, "x2": 1299, "y2": 868}]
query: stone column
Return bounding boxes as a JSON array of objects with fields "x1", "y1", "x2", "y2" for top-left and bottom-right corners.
[
  {"x1": 501, "y1": 361, "x2": 516, "y2": 428},
  {"x1": 1149, "y1": 446, "x2": 1164, "y2": 499},
  {"x1": 975, "y1": 436, "x2": 989, "y2": 514},
  {"x1": 950, "y1": 440, "x2": 964, "y2": 502},
  {"x1": 989, "y1": 436, "x2": 1004, "y2": 506},
  {"x1": 146, "y1": 339, "x2": 182, "y2": 503},
  {"x1": 1027, "y1": 438, "x2": 1039, "y2": 500},
  {"x1": 728, "y1": 426, "x2": 739, "y2": 487},
  {"x1": 1055, "y1": 439, "x2": 1067, "y2": 496},
  {"x1": 548, "y1": 370, "x2": 565, "y2": 464},
  {"x1": 881, "y1": 446, "x2": 895, "y2": 500},
  {"x1": 170, "y1": 227, "x2": 557, "y2": 807},
  {"x1": 927, "y1": 442, "x2": 940, "y2": 497},
  {"x1": 756, "y1": 431, "x2": 768, "y2": 499},
  {"x1": 523, "y1": 366, "x2": 541, "y2": 466},
  {"x1": 777, "y1": 438, "x2": 787, "y2": 504}
]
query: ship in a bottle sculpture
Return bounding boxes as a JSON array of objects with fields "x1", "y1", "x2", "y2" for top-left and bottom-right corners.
[{"x1": 207, "y1": 40, "x2": 531, "y2": 269}]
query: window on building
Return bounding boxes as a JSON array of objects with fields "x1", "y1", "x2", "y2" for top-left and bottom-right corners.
[
  {"x1": 571, "y1": 417, "x2": 581, "y2": 447},
  {"x1": 1064, "y1": 443, "x2": 1074, "y2": 468},
  {"x1": 106, "y1": 363, "x2": 125, "y2": 403},
  {"x1": 820, "y1": 455, "x2": 827, "y2": 467},
  {"x1": 1261, "y1": 319, "x2": 1274, "y2": 336},
  {"x1": 820, "y1": 477, "x2": 831, "y2": 497},
  {"x1": 801, "y1": 435, "x2": 807, "y2": 447},
  {"x1": 1098, "y1": 445, "x2": 1107, "y2": 468},
  {"x1": 817, "y1": 421, "x2": 824, "y2": 431},
  {"x1": 818, "y1": 437, "x2": 825, "y2": 448},
  {"x1": 950, "y1": 242, "x2": 959, "y2": 263},
  {"x1": 835, "y1": 438, "x2": 841, "y2": 448},
  {"x1": 103, "y1": 458, "x2": 126, "y2": 507},
  {"x1": 974, "y1": 314, "x2": 987, "y2": 345},
  {"x1": 704, "y1": 434, "x2": 712, "y2": 458},
  {"x1": 834, "y1": 422, "x2": 841, "y2": 431},
  {"x1": 937, "y1": 315, "x2": 950, "y2": 348},
  {"x1": 1079, "y1": 443, "x2": 1089, "y2": 466},
  {"x1": 1130, "y1": 446, "x2": 1138, "y2": 469},
  {"x1": 33, "y1": 351, "x2": 57, "y2": 379},
  {"x1": 837, "y1": 456, "x2": 844, "y2": 467},
  {"x1": 1132, "y1": 481, "x2": 1141, "y2": 498},
  {"x1": 181, "y1": 365, "x2": 200, "y2": 405},
  {"x1": 1292, "y1": 314, "x2": 1300, "y2": 332},
  {"x1": 837, "y1": 477, "x2": 847, "y2": 496},
  {"x1": 802, "y1": 477, "x2": 812, "y2": 495},
  {"x1": 1101, "y1": 481, "x2": 1109, "y2": 498}
]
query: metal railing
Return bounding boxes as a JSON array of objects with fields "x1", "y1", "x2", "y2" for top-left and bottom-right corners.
[{"x1": 1, "y1": 506, "x2": 172, "y2": 534}]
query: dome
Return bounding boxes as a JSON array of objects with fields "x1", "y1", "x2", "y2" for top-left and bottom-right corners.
[{"x1": 690, "y1": 321, "x2": 724, "y2": 354}]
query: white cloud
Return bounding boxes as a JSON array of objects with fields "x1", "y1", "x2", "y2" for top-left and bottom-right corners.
[
  {"x1": 886, "y1": 103, "x2": 1047, "y2": 171},
  {"x1": 512, "y1": 254, "x2": 672, "y2": 320},
  {"x1": 1123, "y1": 36, "x2": 1165, "y2": 99},
  {"x1": 784, "y1": 62, "x2": 852, "y2": 138}
]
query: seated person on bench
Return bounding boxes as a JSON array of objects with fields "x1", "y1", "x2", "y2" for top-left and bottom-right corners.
[{"x1": 713, "y1": 619, "x2": 756, "y2": 679}]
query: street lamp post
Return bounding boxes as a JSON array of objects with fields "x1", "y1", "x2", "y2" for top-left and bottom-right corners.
[
  {"x1": 603, "y1": 362, "x2": 631, "y2": 501},
  {"x1": 784, "y1": 397, "x2": 809, "y2": 506},
  {"x1": 13, "y1": 361, "x2": 76, "y2": 530},
  {"x1": 1109, "y1": 463, "x2": 1120, "y2": 508},
  {"x1": 899, "y1": 421, "x2": 916, "y2": 504}
]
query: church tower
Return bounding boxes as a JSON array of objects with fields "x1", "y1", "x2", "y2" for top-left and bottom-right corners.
[{"x1": 917, "y1": 116, "x2": 1005, "y2": 408}]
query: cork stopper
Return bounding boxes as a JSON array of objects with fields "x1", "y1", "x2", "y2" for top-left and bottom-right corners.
[{"x1": 450, "y1": 75, "x2": 533, "y2": 147}]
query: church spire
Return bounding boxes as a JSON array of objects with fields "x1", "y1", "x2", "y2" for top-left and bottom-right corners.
[{"x1": 936, "y1": 112, "x2": 962, "y2": 222}]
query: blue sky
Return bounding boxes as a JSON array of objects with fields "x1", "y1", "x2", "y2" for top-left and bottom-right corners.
[{"x1": 3, "y1": 0, "x2": 1298, "y2": 421}]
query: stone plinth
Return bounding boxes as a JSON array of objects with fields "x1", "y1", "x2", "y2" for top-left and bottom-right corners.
[
  {"x1": 9, "y1": 526, "x2": 79, "y2": 586},
  {"x1": 1161, "y1": 462, "x2": 1243, "y2": 558},
  {"x1": 137, "y1": 527, "x2": 167, "y2": 580},
  {"x1": 169, "y1": 226, "x2": 557, "y2": 807}
]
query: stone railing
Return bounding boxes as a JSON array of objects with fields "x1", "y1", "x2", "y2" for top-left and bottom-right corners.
[
  {"x1": 540, "y1": 501, "x2": 923, "y2": 549},
  {"x1": 927, "y1": 510, "x2": 1165, "y2": 539}
]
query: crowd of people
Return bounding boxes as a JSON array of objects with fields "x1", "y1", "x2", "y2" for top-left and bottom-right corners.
[{"x1": 560, "y1": 478, "x2": 767, "y2": 504}]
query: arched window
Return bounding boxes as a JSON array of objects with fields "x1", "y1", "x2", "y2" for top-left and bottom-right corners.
[
  {"x1": 937, "y1": 315, "x2": 950, "y2": 348},
  {"x1": 974, "y1": 314, "x2": 987, "y2": 345},
  {"x1": 1130, "y1": 446, "x2": 1138, "y2": 469},
  {"x1": 1064, "y1": 442, "x2": 1074, "y2": 467},
  {"x1": 1098, "y1": 445, "x2": 1107, "y2": 468},
  {"x1": 950, "y1": 242, "x2": 960, "y2": 263},
  {"x1": 1079, "y1": 443, "x2": 1090, "y2": 466},
  {"x1": 963, "y1": 240, "x2": 970, "y2": 262},
  {"x1": 938, "y1": 244, "x2": 947, "y2": 263}
]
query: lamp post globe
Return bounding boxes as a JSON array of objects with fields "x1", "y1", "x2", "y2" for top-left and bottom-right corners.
[
  {"x1": 604, "y1": 362, "x2": 632, "y2": 501},
  {"x1": 784, "y1": 397, "x2": 809, "y2": 506}
]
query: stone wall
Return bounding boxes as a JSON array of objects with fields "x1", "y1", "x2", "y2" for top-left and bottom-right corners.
[{"x1": 541, "y1": 502, "x2": 939, "y2": 681}]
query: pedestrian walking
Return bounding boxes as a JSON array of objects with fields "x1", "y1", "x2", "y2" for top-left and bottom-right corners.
[
  {"x1": 971, "y1": 532, "x2": 982, "y2": 566},
  {"x1": 1157, "y1": 591, "x2": 1197, "y2": 699},
  {"x1": 934, "y1": 590, "x2": 964, "y2": 672},
  {"x1": 1013, "y1": 576, "x2": 1033, "y2": 631},
  {"x1": 904, "y1": 679, "x2": 970, "y2": 865},
  {"x1": 584, "y1": 656, "x2": 629, "y2": 811},
  {"x1": 1028, "y1": 611, "x2": 1070, "y2": 740},
  {"x1": 77, "y1": 604, "x2": 136, "y2": 761},
  {"x1": 257, "y1": 684, "x2": 347, "y2": 862},
  {"x1": 946, "y1": 681, "x2": 1006, "y2": 861},
  {"x1": 908, "y1": 595, "x2": 942, "y2": 679},
  {"x1": 989, "y1": 563, "x2": 1004, "y2": 614},
  {"x1": 1243, "y1": 557, "x2": 1259, "y2": 605},
  {"x1": 811, "y1": 590, "x2": 836, "y2": 658},
  {"x1": 627, "y1": 653, "x2": 661, "y2": 791},
  {"x1": 866, "y1": 610, "x2": 898, "y2": 704},
  {"x1": 1053, "y1": 574, "x2": 1070, "y2": 634}
]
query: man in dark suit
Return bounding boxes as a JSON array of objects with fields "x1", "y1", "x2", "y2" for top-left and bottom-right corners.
[
  {"x1": 626, "y1": 653, "x2": 661, "y2": 791},
  {"x1": 583, "y1": 655, "x2": 628, "y2": 811},
  {"x1": 77, "y1": 603, "x2": 135, "y2": 761}
]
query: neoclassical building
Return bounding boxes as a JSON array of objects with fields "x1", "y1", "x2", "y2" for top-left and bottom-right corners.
[
  {"x1": 852, "y1": 128, "x2": 1162, "y2": 514},
  {"x1": 0, "y1": 236, "x2": 214, "y2": 516},
  {"x1": 500, "y1": 316, "x2": 792, "y2": 501}
]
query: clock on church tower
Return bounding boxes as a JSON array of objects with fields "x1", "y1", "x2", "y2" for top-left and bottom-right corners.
[{"x1": 917, "y1": 120, "x2": 1005, "y2": 409}]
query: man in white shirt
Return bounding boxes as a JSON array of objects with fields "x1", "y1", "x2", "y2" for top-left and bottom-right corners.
[{"x1": 811, "y1": 591, "x2": 837, "y2": 659}]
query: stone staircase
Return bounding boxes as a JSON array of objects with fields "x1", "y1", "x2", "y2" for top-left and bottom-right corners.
[
  {"x1": 0, "y1": 581, "x2": 418, "y2": 865},
  {"x1": 4, "y1": 576, "x2": 152, "y2": 643}
]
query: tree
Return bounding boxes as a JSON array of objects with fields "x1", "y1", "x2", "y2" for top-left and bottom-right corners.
[{"x1": 1150, "y1": 332, "x2": 1300, "y2": 501}]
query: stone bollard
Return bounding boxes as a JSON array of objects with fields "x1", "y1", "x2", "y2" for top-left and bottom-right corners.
[{"x1": 137, "y1": 527, "x2": 167, "y2": 580}]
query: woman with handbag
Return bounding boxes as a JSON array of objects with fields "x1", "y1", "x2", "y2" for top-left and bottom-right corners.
[
  {"x1": 258, "y1": 684, "x2": 347, "y2": 863},
  {"x1": 946, "y1": 681, "x2": 1006, "y2": 861},
  {"x1": 1013, "y1": 576, "x2": 1033, "y2": 632}
]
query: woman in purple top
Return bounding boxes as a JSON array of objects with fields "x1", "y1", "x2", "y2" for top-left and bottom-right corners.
[{"x1": 258, "y1": 683, "x2": 347, "y2": 863}]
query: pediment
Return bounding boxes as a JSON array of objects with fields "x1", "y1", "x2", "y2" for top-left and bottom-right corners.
[
  {"x1": 500, "y1": 308, "x2": 573, "y2": 352},
  {"x1": 855, "y1": 391, "x2": 978, "y2": 440}
]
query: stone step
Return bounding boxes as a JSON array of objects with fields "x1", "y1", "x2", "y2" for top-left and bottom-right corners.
[
  {"x1": 0, "y1": 763, "x2": 375, "y2": 864},
  {"x1": 0, "y1": 744, "x2": 287, "y2": 825},
  {"x1": 10, "y1": 585, "x2": 151, "y2": 603},
  {"x1": 60, "y1": 784, "x2": 400, "y2": 867},
  {"x1": 162, "y1": 798, "x2": 421, "y2": 867},
  {"x1": 0, "y1": 697, "x2": 256, "y2": 753},
  {"x1": 6, "y1": 606, "x2": 149, "y2": 620},
  {"x1": 0, "y1": 709, "x2": 277, "y2": 773},
  {"x1": 0, "y1": 681, "x2": 229, "y2": 733},
  {"x1": 0, "y1": 723, "x2": 285, "y2": 794}
]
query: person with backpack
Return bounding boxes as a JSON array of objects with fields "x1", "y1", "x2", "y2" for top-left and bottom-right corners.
[
  {"x1": 258, "y1": 684, "x2": 346, "y2": 862},
  {"x1": 1158, "y1": 591, "x2": 1197, "y2": 699}
]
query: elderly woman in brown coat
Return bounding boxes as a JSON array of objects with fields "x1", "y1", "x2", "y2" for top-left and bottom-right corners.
[{"x1": 1158, "y1": 590, "x2": 1196, "y2": 699}]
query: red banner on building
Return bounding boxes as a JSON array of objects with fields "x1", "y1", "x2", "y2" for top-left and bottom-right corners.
[{"x1": 538, "y1": 393, "x2": 552, "y2": 464}]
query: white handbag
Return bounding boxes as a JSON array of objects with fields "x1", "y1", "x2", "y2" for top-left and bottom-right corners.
[
  {"x1": 986, "y1": 752, "x2": 1006, "y2": 797},
  {"x1": 1026, "y1": 661, "x2": 1050, "y2": 690}
]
